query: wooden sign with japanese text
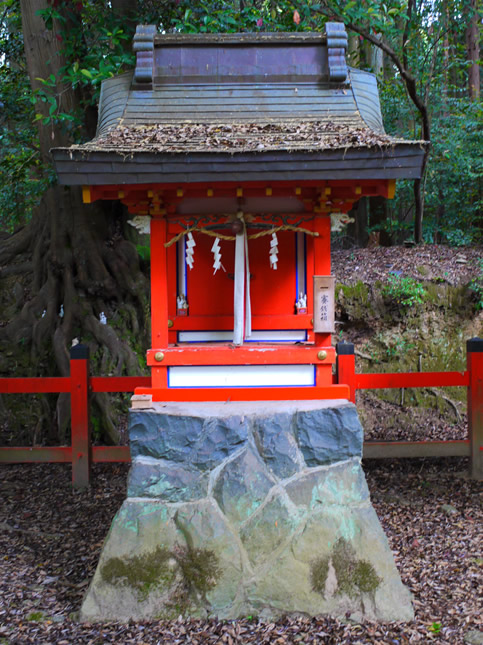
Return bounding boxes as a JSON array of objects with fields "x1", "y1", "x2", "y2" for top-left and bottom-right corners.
[{"x1": 313, "y1": 276, "x2": 335, "y2": 333}]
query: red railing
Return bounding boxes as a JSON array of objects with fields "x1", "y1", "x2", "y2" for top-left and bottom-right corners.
[
  {"x1": 336, "y1": 338, "x2": 482, "y2": 479},
  {"x1": 1, "y1": 339, "x2": 481, "y2": 487},
  {"x1": 0, "y1": 345, "x2": 148, "y2": 488}
]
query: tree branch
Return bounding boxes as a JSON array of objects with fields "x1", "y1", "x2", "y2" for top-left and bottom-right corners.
[{"x1": 315, "y1": 4, "x2": 430, "y2": 141}]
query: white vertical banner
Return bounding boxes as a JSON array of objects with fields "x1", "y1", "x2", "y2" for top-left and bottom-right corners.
[
  {"x1": 244, "y1": 231, "x2": 252, "y2": 339},
  {"x1": 177, "y1": 238, "x2": 186, "y2": 299},
  {"x1": 296, "y1": 232, "x2": 306, "y2": 296},
  {"x1": 233, "y1": 231, "x2": 245, "y2": 346}
]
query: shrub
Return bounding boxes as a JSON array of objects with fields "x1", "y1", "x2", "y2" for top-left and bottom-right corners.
[{"x1": 382, "y1": 274, "x2": 426, "y2": 308}]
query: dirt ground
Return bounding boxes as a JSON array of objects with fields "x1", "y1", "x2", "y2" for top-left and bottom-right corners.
[
  {"x1": 331, "y1": 245, "x2": 482, "y2": 287},
  {"x1": 0, "y1": 459, "x2": 481, "y2": 644}
]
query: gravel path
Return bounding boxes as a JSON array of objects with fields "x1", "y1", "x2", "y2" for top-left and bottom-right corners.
[{"x1": 1, "y1": 460, "x2": 481, "y2": 644}]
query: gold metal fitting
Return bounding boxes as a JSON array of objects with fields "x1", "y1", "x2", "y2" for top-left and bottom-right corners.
[
  {"x1": 317, "y1": 350, "x2": 327, "y2": 360},
  {"x1": 154, "y1": 352, "x2": 165, "y2": 362},
  {"x1": 167, "y1": 319, "x2": 174, "y2": 328}
]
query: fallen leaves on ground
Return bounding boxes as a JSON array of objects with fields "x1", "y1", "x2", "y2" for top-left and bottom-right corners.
[
  {"x1": 0, "y1": 460, "x2": 481, "y2": 644},
  {"x1": 332, "y1": 245, "x2": 483, "y2": 287},
  {"x1": 358, "y1": 392, "x2": 468, "y2": 443}
]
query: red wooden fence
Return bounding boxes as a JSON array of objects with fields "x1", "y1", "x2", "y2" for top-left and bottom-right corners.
[
  {"x1": 336, "y1": 338, "x2": 483, "y2": 479},
  {"x1": 0, "y1": 339, "x2": 481, "y2": 487}
]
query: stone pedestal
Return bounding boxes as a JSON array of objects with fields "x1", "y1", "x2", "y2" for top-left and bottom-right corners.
[{"x1": 81, "y1": 400, "x2": 413, "y2": 622}]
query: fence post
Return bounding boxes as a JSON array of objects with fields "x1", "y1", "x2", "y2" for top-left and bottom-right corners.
[
  {"x1": 70, "y1": 344, "x2": 91, "y2": 488},
  {"x1": 336, "y1": 341, "x2": 356, "y2": 404},
  {"x1": 467, "y1": 337, "x2": 483, "y2": 480}
]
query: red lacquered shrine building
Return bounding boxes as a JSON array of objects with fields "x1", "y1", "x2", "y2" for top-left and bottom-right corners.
[{"x1": 52, "y1": 24, "x2": 426, "y2": 403}]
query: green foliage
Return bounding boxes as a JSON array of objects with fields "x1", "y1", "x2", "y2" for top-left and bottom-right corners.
[
  {"x1": 26, "y1": 611, "x2": 45, "y2": 622},
  {"x1": 380, "y1": 335, "x2": 416, "y2": 360},
  {"x1": 101, "y1": 546, "x2": 174, "y2": 601},
  {"x1": 425, "y1": 100, "x2": 482, "y2": 246},
  {"x1": 136, "y1": 243, "x2": 151, "y2": 263},
  {"x1": 382, "y1": 274, "x2": 426, "y2": 308},
  {"x1": 0, "y1": 1, "x2": 51, "y2": 230},
  {"x1": 176, "y1": 547, "x2": 220, "y2": 595},
  {"x1": 171, "y1": 0, "x2": 323, "y2": 33},
  {"x1": 428, "y1": 622, "x2": 442, "y2": 634},
  {"x1": 312, "y1": 0, "x2": 482, "y2": 245},
  {"x1": 33, "y1": 2, "x2": 135, "y2": 138},
  {"x1": 381, "y1": 82, "x2": 482, "y2": 246},
  {"x1": 101, "y1": 544, "x2": 220, "y2": 604}
]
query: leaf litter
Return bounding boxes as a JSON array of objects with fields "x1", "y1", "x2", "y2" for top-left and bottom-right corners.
[
  {"x1": 332, "y1": 246, "x2": 483, "y2": 288},
  {"x1": 0, "y1": 458, "x2": 481, "y2": 644}
]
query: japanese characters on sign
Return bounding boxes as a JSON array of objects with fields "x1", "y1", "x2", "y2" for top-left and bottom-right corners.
[{"x1": 313, "y1": 276, "x2": 335, "y2": 333}]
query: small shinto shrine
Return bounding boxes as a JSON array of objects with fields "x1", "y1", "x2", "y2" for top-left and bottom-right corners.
[
  {"x1": 53, "y1": 24, "x2": 425, "y2": 622},
  {"x1": 54, "y1": 24, "x2": 425, "y2": 404}
]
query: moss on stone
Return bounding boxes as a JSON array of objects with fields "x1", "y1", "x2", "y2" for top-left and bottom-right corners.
[
  {"x1": 339, "y1": 282, "x2": 370, "y2": 303},
  {"x1": 100, "y1": 544, "x2": 220, "y2": 606},
  {"x1": 101, "y1": 546, "x2": 174, "y2": 600},
  {"x1": 311, "y1": 538, "x2": 380, "y2": 599},
  {"x1": 352, "y1": 559, "x2": 381, "y2": 594},
  {"x1": 175, "y1": 546, "x2": 220, "y2": 596},
  {"x1": 336, "y1": 282, "x2": 373, "y2": 320},
  {"x1": 310, "y1": 555, "x2": 330, "y2": 595}
]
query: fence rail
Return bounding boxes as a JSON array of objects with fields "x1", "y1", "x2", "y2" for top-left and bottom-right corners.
[
  {"x1": 1, "y1": 339, "x2": 481, "y2": 486},
  {"x1": 336, "y1": 337, "x2": 483, "y2": 480}
]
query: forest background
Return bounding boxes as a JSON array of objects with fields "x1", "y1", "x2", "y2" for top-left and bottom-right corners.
[{"x1": 0, "y1": 0, "x2": 481, "y2": 445}]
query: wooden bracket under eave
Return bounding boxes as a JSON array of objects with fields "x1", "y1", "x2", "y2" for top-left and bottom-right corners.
[{"x1": 82, "y1": 186, "x2": 92, "y2": 204}]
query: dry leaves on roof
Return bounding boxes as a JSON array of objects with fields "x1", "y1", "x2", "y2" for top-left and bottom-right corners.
[{"x1": 88, "y1": 120, "x2": 395, "y2": 153}]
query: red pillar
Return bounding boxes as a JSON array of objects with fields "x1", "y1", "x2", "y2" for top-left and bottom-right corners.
[
  {"x1": 70, "y1": 344, "x2": 91, "y2": 488},
  {"x1": 150, "y1": 216, "x2": 169, "y2": 391},
  {"x1": 336, "y1": 341, "x2": 356, "y2": 404},
  {"x1": 467, "y1": 337, "x2": 483, "y2": 480},
  {"x1": 313, "y1": 215, "x2": 332, "y2": 387}
]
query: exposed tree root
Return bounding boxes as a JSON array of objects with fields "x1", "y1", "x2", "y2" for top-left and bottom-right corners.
[
  {"x1": 0, "y1": 263, "x2": 33, "y2": 278},
  {"x1": 0, "y1": 185, "x2": 150, "y2": 445},
  {"x1": 354, "y1": 349, "x2": 374, "y2": 362},
  {"x1": 426, "y1": 388, "x2": 463, "y2": 422}
]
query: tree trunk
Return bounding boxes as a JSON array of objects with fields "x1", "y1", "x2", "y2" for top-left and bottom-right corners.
[
  {"x1": 348, "y1": 32, "x2": 360, "y2": 67},
  {"x1": 20, "y1": 0, "x2": 77, "y2": 159},
  {"x1": 370, "y1": 34, "x2": 383, "y2": 77},
  {"x1": 369, "y1": 197, "x2": 391, "y2": 246},
  {"x1": 0, "y1": 0, "x2": 150, "y2": 444},
  {"x1": 466, "y1": 0, "x2": 480, "y2": 101},
  {"x1": 111, "y1": 0, "x2": 138, "y2": 50},
  {"x1": 353, "y1": 197, "x2": 369, "y2": 247}
]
